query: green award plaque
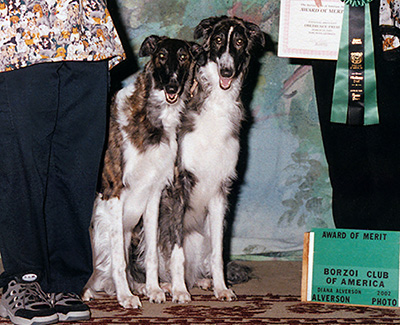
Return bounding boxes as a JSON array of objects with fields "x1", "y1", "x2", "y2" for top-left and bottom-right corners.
[{"x1": 302, "y1": 228, "x2": 400, "y2": 308}]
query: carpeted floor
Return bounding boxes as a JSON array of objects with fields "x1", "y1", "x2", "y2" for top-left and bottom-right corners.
[{"x1": 2, "y1": 260, "x2": 400, "y2": 324}]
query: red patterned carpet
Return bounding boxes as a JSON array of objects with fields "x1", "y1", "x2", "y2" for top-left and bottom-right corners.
[
  {"x1": 1, "y1": 261, "x2": 400, "y2": 324},
  {"x1": 81, "y1": 293, "x2": 400, "y2": 324}
]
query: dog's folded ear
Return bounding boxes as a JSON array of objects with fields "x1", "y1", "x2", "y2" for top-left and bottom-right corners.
[
  {"x1": 193, "y1": 16, "x2": 227, "y2": 40},
  {"x1": 244, "y1": 22, "x2": 266, "y2": 51},
  {"x1": 189, "y1": 42, "x2": 207, "y2": 67},
  {"x1": 139, "y1": 35, "x2": 167, "y2": 57}
]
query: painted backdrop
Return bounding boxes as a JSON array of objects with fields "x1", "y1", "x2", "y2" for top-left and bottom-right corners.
[{"x1": 111, "y1": 0, "x2": 335, "y2": 260}]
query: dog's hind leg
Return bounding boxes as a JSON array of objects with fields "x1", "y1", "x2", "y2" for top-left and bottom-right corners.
[
  {"x1": 159, "y1": 172, "x2": 192, "y2": 303},
  {"x1": 83, "y1": 196, "x2": 116, "y2": 300},
  {"x1": 208, "y1": 194, "x2": 236, "y2": 301}
]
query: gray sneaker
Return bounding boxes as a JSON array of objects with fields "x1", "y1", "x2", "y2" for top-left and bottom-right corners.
[
  {"x1": 0, "y1": 276, "x2": 58, "y2": 325},
  {"x1": 50, "y1": 292, "x2": 90, "y2": 322}
]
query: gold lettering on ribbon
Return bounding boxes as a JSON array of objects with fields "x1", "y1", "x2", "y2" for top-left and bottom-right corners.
[{"x1": 351, "y1": 92, "x2": 362, "y2": 101}]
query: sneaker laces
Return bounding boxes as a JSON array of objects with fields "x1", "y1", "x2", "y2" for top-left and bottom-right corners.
[
  {"x1": 22, "y1": 282, "x2": 50, "y2": 306},
  {"x1": 49, "y1": 292, "x2": 83, "y2": 306},
  {"x1": 6, "y1": 280, "x2": 51, "y2": 310}
]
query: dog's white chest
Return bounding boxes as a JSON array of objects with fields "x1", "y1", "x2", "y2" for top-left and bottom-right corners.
[
  {"x1": 124, "y1": 139, "x2": 176, "y2": 186},
  {"x1": 181, "y1": 101, "x2": 240, "y2": 184},
  {"x1": 119, "y1": 102, "x2": 180, "y2": 190}
]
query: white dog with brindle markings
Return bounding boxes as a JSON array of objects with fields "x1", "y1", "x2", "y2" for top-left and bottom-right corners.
[{"x1": 82, "y1": 35, "x2": 201, "y2": 308}]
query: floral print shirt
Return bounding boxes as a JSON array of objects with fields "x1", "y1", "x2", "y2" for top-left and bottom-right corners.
[
  {"x1": 380, "y1": 0, "x2": 400, "y2": 60},
  {"x1": 0, "y1": 0, "x2": 125, "y2": 72}
]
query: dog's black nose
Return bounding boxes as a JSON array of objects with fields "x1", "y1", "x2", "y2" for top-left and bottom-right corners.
[
  {"x1": 166, "y1": 84, "x2": 178, "y2": 94},
  {"x1": 220, "y1": 67, "x2": 234, "y2": 78}
]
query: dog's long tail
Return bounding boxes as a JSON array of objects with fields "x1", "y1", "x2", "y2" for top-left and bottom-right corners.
[{"x1": 226, "y1": 261, "x2": 252, "y2": 285}]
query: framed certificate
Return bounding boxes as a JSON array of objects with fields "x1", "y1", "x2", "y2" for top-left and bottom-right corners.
[{"x1": 278, "y1": 0, "x2": 344, "y2": 60}]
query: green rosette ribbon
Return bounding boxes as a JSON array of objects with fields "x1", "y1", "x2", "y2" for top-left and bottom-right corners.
[
  {"x1": 330, "y1": 0, "x2": 379, "y2": 125},
  {"x1": 341, "y1": 0, "x2": 372, "y2": 6}
]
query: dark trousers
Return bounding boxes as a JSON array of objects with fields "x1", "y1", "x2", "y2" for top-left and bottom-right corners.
[
  {"x1": 312, "y1": 0, "x2": 400, "y2": 230},
  {"x1": 0, "y1": 61, "x2": 109, "y2": 293}
]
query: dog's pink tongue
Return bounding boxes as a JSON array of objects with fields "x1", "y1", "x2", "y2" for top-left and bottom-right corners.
[
  {"x1": 220, "y1": 77, "x2": 232, "y2": 90},
  {"x1": 165, "y1": 92, "x2": 178, "y2": 104}
]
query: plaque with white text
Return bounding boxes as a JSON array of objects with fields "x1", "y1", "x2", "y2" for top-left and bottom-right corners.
[{"x1": 302, "y1": 228, "x2": 400, "y2": 308}]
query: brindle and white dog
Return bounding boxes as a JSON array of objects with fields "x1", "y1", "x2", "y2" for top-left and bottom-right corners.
[
  {"x1": 130, "y1": 16, "x2": 265, "y2": 303},
  {"x1": 82, "y1": 35, "x2": 201, "y2": 309}
]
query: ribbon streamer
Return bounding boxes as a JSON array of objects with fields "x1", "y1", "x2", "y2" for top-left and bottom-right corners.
[{"x1": 330, "y1": 1, "x2": 379, "y2": 125}]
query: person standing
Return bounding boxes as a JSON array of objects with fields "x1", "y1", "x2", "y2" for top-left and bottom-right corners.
[
  {"x1": 313, "y1": 0, "x2": 400, "y2": 230},
  {"x1": 0, "y1": 0, "x2": 125, "y2": 324}
]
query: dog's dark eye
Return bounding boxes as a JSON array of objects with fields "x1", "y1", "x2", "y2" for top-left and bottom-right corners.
[
  {"x1": 215, "y1": 37, "x2": 222, "y2": 44},
  {"x1": 236, "y1": 39, "x2": 244, "y2": 47},
  {"x1": 158, "y1": 53, "x2": 166, "y2": 60},
  {"x1": 180, "y1": 54, "x2": 187, "y2": 61}
]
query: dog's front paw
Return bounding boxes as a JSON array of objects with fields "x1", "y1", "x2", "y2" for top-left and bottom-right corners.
[
  {"x1": 214, "y1": 288, "x2": 236, "y2": 301},
  {"x1": 160, "y1": 282, "x2": 172, "y2": 294},
  {"x1": 172, "y1": 290, "x2": 191, "y2": 303},
  {"x1": 81, "y1": 288, "x2": 94, "y2": 301},
  {"x1": 134, "y1": 283, "x2": 147, "y2": 295},
  {"x1": 147, "y1": 287, "x2": 166, "y2": 304},
  {"x1": 195, "y1": 278, "x2": 213, "y2": 291},
  {"x1": 117, "y1": 294, "x2": 142, "y2": 309}
]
